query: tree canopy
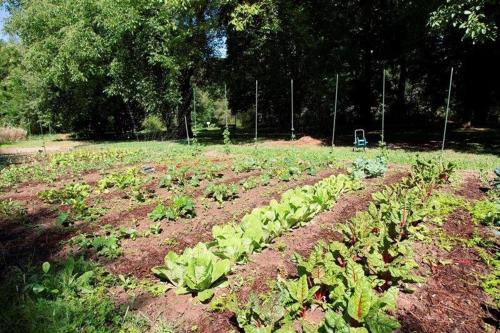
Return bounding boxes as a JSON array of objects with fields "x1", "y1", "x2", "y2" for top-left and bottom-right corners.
[{"x1": 0, "y1": 0, "x2": 499, "y2": 136}]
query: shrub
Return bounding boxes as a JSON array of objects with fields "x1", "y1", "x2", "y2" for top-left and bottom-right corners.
[
  {"x1": 142, "y1": 115, "x2": 166, "y2": 140},
  {"x1": 0, "y1": 127, "x2": 27, "y2": 144}
]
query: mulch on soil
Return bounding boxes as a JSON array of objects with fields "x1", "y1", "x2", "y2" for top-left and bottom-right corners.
[{"x1": 397, "y1": 175, "x2": 497, "y2": 333}]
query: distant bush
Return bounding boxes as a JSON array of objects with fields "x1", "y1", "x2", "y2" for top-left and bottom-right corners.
[
  {"x1": 141, "y1": 115, "x2": 165, "y2": 139},
  {"x1": 0, "y1": 127, "x2": 27, "y2": 144}
]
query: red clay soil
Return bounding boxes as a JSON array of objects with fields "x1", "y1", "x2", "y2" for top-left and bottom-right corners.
[
  {"x1": 453, "y1": 171, "x2": 487, "y2": 201},
  {"x1": 98, "y1": 168, "x2": 259, "y2": 227},
  {"x1": 397, "y1": 176, "x2": 497, "y2": 333},
  {"x1": 0, "y1": 158, "x2": 233, "y2": 270},
  {"x1": 125, "y1": 168, "x2": 407, "y2": 332},
  {"x1": 104, "y1": 168, "x2": 341, "y2": 279}
]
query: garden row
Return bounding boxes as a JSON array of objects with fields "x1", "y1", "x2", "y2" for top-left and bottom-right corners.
[{"x1": 218, "y1": 158, "x2": 457, "y2": 332}]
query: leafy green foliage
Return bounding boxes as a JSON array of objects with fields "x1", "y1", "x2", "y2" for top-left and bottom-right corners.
[
  {"x1": 0, "y1": 198, "x2": 27, "y2": 222},
  {"x1": 71, "y1": 226, "x2": 123, "y2": 259},
  {"x1": 227, "y1": 158, "x2": 455, "y2": 332},
  {"x1": 350, "y1": 156, "x2": 387, "y2": 179},
  {"x1": 142, "y1": 114, "x2": 166, "y2": 140},
  {"x1": 149, "y1": 195, "x2": 196, "y2": 221},
  {"x1": 241, "y1": 177, "x2": 259, "y2": 191},
  {"x1": 151, "y1": 243, "x2": 230, "y2": 301},
  {"x1": 469, "y1": 199, "x2": 499, "y2": 226},
  {"x1": 153, "y1": 173, "x2": 361, "y2": 295},
  {"x1": 0, "y1": 257, "x2": 148, "y2": 332},
  {"x1": 205, "y1": 183, "x2": 238, "y2": 204},
  {"x1": 97, "y1": 168, "x2": 143, "y2": 191},
  {"x1": 39, "y1": 183, "x2": 102, "y2": 224},
  {"x1": 223, "y1": 126, "x2": 231, "y2": 154},
  {"x1": 429, "y1": 0, "x2": 498, "y2": 43}
]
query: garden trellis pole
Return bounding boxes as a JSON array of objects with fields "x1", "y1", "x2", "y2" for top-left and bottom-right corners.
[
  {"x1": 381, "y1": 68, "x2": 385, "y2": 144},
  {"x1": 127, "y1": 105, "x2": 139, "y2": 141},
  {"x1": 224, "y1": 84, "x2": 228, "y2": 127},
  {"x1": 193, "y1": 87, "x2": 196, "y2": 129},
  {"x1": 291, "y1": 79, "x2": 295, "y2": 140},
  {"x1": 441, "y1": 67, "x2": 454, "y2": 153},
  {"x1": 255, "y1": 80, "x2": 258, "y2": 143},
  {"x1": 184, "y1": 115, "x2": 190, "y2": 145},
  {"x1": 38, "y1": 118, "x2": 46, "y2": 154},
  {"x1": 332, "y1": 74, "x2": 339, "y2": 148}
]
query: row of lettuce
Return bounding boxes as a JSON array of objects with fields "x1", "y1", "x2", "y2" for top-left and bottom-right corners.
[
  {"x1": 151, "y1": 173, "x2": 364, "y2": 300},
  {"x1": 219, "y1": 159, "x2": 457, "y2": 332}
]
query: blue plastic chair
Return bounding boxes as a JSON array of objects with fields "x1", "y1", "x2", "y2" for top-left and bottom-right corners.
[{"x1": 353, "y1": 129, "x2": 367, "y2": 151}]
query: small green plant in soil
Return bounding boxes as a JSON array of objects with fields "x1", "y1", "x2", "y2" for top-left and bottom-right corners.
[
  {"x1": 71, "y1": 226, "x2": 123, "y2": 259},
  {"x1": 96, "y1": 168, "x2": 143, "y2": 191},
  {"x1": 204, "y1": 183, "x2": 238, "y2": 204},
  {"x1": 469, "y1": 199, "x2": 499, "y2": 227},
  {"x1": 349, "y1": 155, "x2": 387, "y2": 179},
  {"x1": 39, "y1": 183, "x2": 102, "y2": 225},
  {"x1": 149, "y1": 195, "x2": 196, "y2": 221},
  {"x1": 0, "y1": 199, "x2": 27, "y2": 222},
  {"x1": 240, "y1": 177, "x2": 259, "y2": 191}
]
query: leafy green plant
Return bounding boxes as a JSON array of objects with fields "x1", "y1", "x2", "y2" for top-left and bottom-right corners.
[
  {"x1": 153, "y1": 173, "x2": 361, "y2": 297},
  {"x1": 148, "y1": 222, "x2": 163, "y2": 235},
  {"x1": 241, "y1": 177, "x2": 259, "y2": 191},
  {"x1": 149, "y1": 195, "x2": 196, "y2": 221},
  {"x1": 39, "y1": 183, "x2": 101, "y2": 224},
  {"x1": 71, "y1": 226, "x2": 122, "y2": 259},
  {"x1": 0, "y1": 199, "x2": 27, "y2": 222},
  {"x1": 205, "y1": 183, "x2": 238, "y2": 204},
  {"x1": 1, "y1": 257, "x2": 148, "y2": 332},
  {"x1": 232, "y1": 158, "x2": 257, "y2": 173},
  {"x1": 97, "y1": 168, "x2": 143, "y2": 191},
  {"x1": 469, "y1": 199, "x2": 499, "y2": 226},
  {"x1": 142, "y1": 114, "x2": 166, "y2": 140},
  {"x1": 119, "y1": 227, "x2": 138, "y2": 240},
  {"x1": 152, "y1": 243, "x2": 230, "y2": 301},
  {"x1": 350, "y1": 156, "x2": 387, "y2": 179}
]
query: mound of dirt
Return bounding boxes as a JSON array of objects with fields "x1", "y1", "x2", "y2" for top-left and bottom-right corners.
[{"x1": 265, "y1": 136, "x2": 324, "y2": 147}]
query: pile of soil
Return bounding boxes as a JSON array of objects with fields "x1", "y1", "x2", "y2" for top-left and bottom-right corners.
[{"x1": 265, "y1": 136, "x2": 324, "y2": 147}]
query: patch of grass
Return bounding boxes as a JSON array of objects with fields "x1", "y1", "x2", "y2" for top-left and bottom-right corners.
[{"x1": 0, "y1": 257, "x2": 149, "y2": 332}]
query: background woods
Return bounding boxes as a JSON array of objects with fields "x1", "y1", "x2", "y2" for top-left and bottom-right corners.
[{"x1": 0, "y1": 0, "x2": 498, "y2": 137}]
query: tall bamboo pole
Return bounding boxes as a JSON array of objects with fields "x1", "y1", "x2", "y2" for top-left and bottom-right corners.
[
  {"x1": 441, "y1": 67, "x2": 454, "y2": 153},
  {"x1": 381, "y1": 68, "x2": 385, "y2": 143},
  {"x1": 255, "y1": 80, "x2": 258, "y2": 142},
  {"x1": 291, "y1": 79, "x2": 294, "y2": 140},
  {"x1": 332, "y1": 74, "x2": 339, "y2": 147}
]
